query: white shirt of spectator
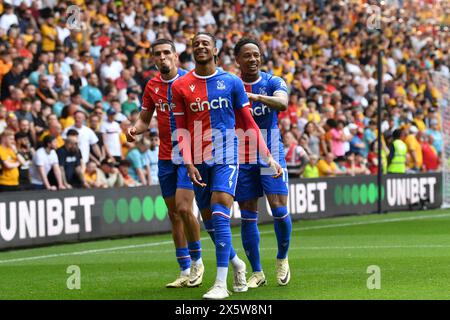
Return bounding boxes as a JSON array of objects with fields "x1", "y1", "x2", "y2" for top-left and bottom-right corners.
[
  {"x1": 198, "y1": 10, "x2": 216, "y2": 28},
  {"x1": 100, "y1": 120, "x2": 122, "y2": 158},
  {"x1": 56, "y1": 25, "x2": 71, "y2": 44},
  {"x1": 29, "y1": 147, "x2": 59, "y2": 185},
  {"x1": 62, "y1": 125, "x2": 99, "y2": 163},
  {"x1": 123, "y1": 11, "x2": 136, "y2": 30},
  {"x1": 100, "y1": 60, "x2": 124, "y2": 82},
  {"x1": 145, "y1": 146, "x2": 159, "y2": 185},
  {"x1": 0, "y1": 11, "x2": 18, "y2": 32}
]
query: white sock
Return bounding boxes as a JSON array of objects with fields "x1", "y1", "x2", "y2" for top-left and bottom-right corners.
[
  {"x1": 181, "y1": 268, "x2": 190, "y2": 277},
  {"x1": 230, "y1": 255, "x2": 244, "y2": 270},
  {"x1": 216, "y1": 267, "x2": 228, "y2": 283},
  {"x1": 192, "y1": 258, "x2": 203, "y2": 266}
]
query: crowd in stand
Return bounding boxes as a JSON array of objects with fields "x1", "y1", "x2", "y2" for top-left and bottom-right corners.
[{"x1": 0, "y1": 0, "x2": 448, "y2": 191}]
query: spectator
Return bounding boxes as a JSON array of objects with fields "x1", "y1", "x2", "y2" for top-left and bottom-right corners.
[
  {"x1": 303, "y1": 121, "x2": 324, "y2": 156},
  {"x1": 40, "y1": 120, "x2": 64, "y2": 149},
  {"x1": 119, "y1": 119, "x2": 134, "y2": 157},
  {"x1": 0, "y1": 105, "x2": 7, "y2": 134},
  {"x1": 145, "y1": 129, "x2": 159, "y2": 185},
  {"x1": 421, "y1": 134, "x2": 440, "y2": 172},
  {"x1": 100, "y1": 108, "x2": 122, "y2": 163},
  {"x1": 36, "y1": 74, "x2": 58, "y2": 107},
  {"x1": 84, "y1": 161, "x2": 107, "y2": 188},
  {"x1": 97, "y1": 159, "x2": 124, "y2": 188},
  {"x1": 404, "y1": 126, "x2": 423, "y2": 172},
  {"x1": 345, "y1": 152, "x2": 371, "y2": 176},
  {"x1": 1, "y1": 57, "x2": 25, "y2": 100},
  {"x1": 0, "y1": 129, "x2": 22, "y2": 191},
  {"x1": 63, "y1": 111, "x2": 102, "y2": 164},
  {"x1": 80, "y1": 73, "x2": 103, "y2": 113},
  {"x1": 88, "y1": 113, "x2": 106, "y2": 166},
  {"x1": 426, "y1": 119, "x2": 442, "y2": 155},
  {"x1": 57, "y1": 129, "x2": 86, "y2": 189},
  {"x1": 126, "y1": 139, "x2": 149, "y2": 186},
  {"x1": 302, "y1": 154, "x2": 320, "y2": 179},
  {"x1": 317, "y1": 153, "x2": 343, "y2": 177},
  {"x1": 348, "y1": 123, "x2": 365, "y2": 155},
  {"x1": 15, "y1": 131, "x2": 34, "y2": 190},
  {"x1": 29, "y1": 135, "x2": 65, "y2": 190},
  {"x1": 118, "y1": 159, "x2": 140, "y2": 187},
  {"x1": 121, "y1": 88, "x2": 139, "y2": 117},
  {"x1": 284, "y1": 131, "x2": 308, "y2": 179}
]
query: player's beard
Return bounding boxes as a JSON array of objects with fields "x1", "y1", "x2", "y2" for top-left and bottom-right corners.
[{"x1": 159, "y1": 65, "x2": 171, "y2": 74}]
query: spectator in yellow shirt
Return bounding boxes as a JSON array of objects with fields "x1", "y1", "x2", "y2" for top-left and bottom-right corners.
[
  {"x1": 303, "y1": 154, "x2": 320, "y2": 178},
  {"x1": 0, "y1": 129, "x2": 23, "y2": 191},
  {"x1": 317, "y1": 153, "x2": 344, "y2": 177},
  {"x1": 41, "y1": 17, "x2": 57, "y2": 52},
  {"x1": 404, "y1": 126, "x2": 423, "y2": 171}
]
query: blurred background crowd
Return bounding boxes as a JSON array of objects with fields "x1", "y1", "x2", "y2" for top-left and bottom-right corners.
[{"x1": 0, "y1": 0, "x2": 448, "y2": 191}]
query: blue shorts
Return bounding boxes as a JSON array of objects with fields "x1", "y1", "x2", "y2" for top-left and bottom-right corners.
[
  {"x1": 158, "y1": 160, "x2": 193, "y2": 198},
  {"x1": 193, "y1": 163, "x2": 239, "y2": 211},
  {"x1": 234, "y1": 163, "x2": 289, "y2": 202}
]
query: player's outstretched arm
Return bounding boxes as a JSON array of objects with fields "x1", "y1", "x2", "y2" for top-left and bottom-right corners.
[
  {"x1": 247, "y1": 91, "x2": 288, "y2": 111},
  {"x1": 235, "y1": 105, "x2": 283, "y2": 178}
]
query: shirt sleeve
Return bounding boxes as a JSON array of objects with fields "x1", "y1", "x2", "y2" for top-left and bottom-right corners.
[
  {"x1": 50, "y1": 150, "x2": 59, "y2": 166},
  {"x1": 34, "y1": 149, "x2": 45, "y2": 166},
  {"x1": 172, "y1": 81, "x2": 192, "y2": 164},
  {"x1": 270, "y1": 76, "x2": 289, "y2": 95},
  {"x1": 141, "y1": 81, "x2": 156, "y2": 114},
  {"x1": 232, "y1": 75, "x2": 250, "y2": 110}
]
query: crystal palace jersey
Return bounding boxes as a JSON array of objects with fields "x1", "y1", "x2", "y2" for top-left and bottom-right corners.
[
  {"x1": 172, "y1": 68, "x2": 250, "y2": 164},
  {"x1": 141, "y1": 68, "x2": 187, "y2": 161},
  {"x1": 241, "y1": 71, "x2": 288, "y2": 165}
]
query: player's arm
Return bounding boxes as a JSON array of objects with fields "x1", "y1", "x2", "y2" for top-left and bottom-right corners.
[
  {"x1": 247, "y1": 76, "x2": 288, "y2": 111},
  {"x1": 233, "y1": 77, "x2": 282, "y2": 178},
  {"x1": 127, "y1": 84, "x2": 156, "y2": 142},
  {"x1": 247, "y1": 91, "x2": 288, "y2": 111}
]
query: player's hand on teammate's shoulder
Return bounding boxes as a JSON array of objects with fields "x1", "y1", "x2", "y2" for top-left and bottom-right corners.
[{"x1": 126, "y1": 127, "x2": 137, "y2": 142}]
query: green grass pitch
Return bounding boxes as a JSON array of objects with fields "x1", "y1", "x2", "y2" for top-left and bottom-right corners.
[{"x1": 1, "y1": 209, "x2": 450, "y2": 300}]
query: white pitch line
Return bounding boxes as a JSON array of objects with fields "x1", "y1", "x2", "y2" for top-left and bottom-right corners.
[{"x1": 0, "y1": 212, "x2": 449, "y2": 265}]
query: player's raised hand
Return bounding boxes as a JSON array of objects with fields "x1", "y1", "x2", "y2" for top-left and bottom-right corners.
[
  {"x1": 267, "y1": 155, "x2": 283, "y2": 178},
  {"x1": 187, "y1": 165, "x2": 206, "y2": 187},
  {"x1": 126, "y1": 127, "x2": 137, "y2": 142}
]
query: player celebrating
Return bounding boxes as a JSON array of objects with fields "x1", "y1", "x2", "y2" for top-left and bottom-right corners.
[
  {"x1": 126, "y1": 39, "x2": 204, "y2": 289},
  {"x1": 172, "y1": 33, "x2": 282, "y2": 299},
  {"x1": 234, "y1": 38, "x2": 292, "y2": 287}
]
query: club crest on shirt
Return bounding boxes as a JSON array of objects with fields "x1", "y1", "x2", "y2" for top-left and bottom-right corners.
[
  {"x1": 217, "y1": 80, "x2": 226, "y2": 90},
  {"x1": 189, "y1": 84, "x2": 196, "y2": 92},
  {"x1": 259, "y1": 87, "x2": 267, "y2": 96}
]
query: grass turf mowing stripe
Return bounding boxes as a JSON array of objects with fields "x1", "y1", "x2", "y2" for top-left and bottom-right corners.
[{"x1": 1, "y1": 211, "x2": 449, "y2": 265}]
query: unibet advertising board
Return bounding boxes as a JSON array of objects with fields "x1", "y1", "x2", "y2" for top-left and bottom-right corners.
[{"x1": 0, "y1": 173, "x2": 442, "y2": 250}]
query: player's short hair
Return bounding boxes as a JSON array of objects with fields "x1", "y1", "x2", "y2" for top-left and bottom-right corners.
[
  {"x1": 192, "y1": 32, "x2": 216, "y2": 47},
  {"x1": 234, "y1": 38, "x2": 261, "y2": 57},
  {"x1": 151, "y1": 39, "x2": 176, "y2": 54}
]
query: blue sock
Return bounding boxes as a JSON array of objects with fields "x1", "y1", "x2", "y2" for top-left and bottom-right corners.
[
  {"x1": 272, "y1": 206, "x2": 292, "y2": 259},
  {"x1": 204, "y1": 218, "x2": 237, "y2": 260},
  {"x1": 241, "y1": 210, "x2": 262, "y2": 272},
  {"x1": 211, "y1": 203, "x2": 232, "y2": 268},
  {"x1": 188, "y1": 241, "x2": 202, "y2": 261},
  {"x1": 175, "y1": 247, "x2": 191, "y2": 271}
]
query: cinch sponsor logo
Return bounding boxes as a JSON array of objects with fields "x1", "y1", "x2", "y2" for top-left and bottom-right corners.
[
  {"x1": 334, "y1": 183, "x2": 385, "y2": 206},
  {"x1": 102, "y1": 195, "x2": 168, "y2": 224},
  {"x1": 0, "y1": 196, "x2": 95, "y2": 242},
  {"x1": 286, "y1": 182, "x2": 327, "y2": 214},
  {"x1": 189, "y1": 97, "x2": 230, "y2": 112},
  {"x1": 155, "y1": 99, "x2": 175, "y2": 112},
  {"x1": 250, "y1": 104, "x2": 270, "y2": 117},
  {"x1": 386, "y1": 177, "x2": 437, "y2": 207}
]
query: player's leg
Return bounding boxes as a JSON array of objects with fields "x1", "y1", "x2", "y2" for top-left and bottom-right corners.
[
  {"x1": 158, "y1": 160, "x2": 190, "y2": 288},
  {"x1": 263, "y1": 168, "x2": 292, "y2": 286},
  {"x1": 235, "y1": 164, "x2": 265, "y2": 288},
  {"x1": 203, "y1": 164, "x2": 247, "y2": 300},
  {"x1": 175, "y1": 187, "x2": 204, "y2": 287},
  {"x1": 164, "y1": 195, "x2": 191, "y2": 288}
]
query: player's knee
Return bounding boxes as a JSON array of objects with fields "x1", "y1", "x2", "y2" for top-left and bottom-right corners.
[
  {"x1": 168, "y1": 211, "x2": 182, "y2": 224},
  {"x1": 268, "y1": 195, "x2": 287, "y2": 209},
  {"x1": 176, "y1": 205, "x2": 191, "y2": 217}
]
